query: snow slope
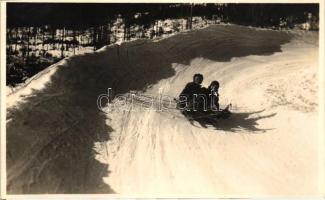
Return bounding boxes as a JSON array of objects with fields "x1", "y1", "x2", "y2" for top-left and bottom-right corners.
[{"x1": 6, "y1": 25, "x2": 320, "y2": 196}]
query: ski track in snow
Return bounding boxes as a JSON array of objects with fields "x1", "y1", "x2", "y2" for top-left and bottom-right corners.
[{"x1": 6, "y1": 25, "x2": 319, "y2": 196}]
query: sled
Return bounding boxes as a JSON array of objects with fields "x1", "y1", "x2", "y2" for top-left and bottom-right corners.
[{"x1": 181, "y1": 104, "x2": 232, "y2": 121}]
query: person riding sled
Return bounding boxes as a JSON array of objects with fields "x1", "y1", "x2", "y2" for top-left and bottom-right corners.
[
  {"x1": 203, "y1": 80, "x2": 220, "y2": 112},
  {"x1": 178, "y1": 73, "x2": 205, "y2": 112}
]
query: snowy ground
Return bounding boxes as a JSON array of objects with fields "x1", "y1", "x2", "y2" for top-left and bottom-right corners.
[{"x1": 6, "y1": 25, "x2": 320, "y2": 196}]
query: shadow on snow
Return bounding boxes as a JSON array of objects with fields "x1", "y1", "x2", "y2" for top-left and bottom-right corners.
[{"x1": 188, "y1": 110, "x2": 276, "y2": 133}]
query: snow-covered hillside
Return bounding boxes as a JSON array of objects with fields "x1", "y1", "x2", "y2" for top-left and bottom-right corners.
[{"x1": 6, "y1": 25, "x2": 320, "y2": 196}]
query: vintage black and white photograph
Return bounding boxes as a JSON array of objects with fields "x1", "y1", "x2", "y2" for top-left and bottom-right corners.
[{"x1": 1, "y1": 1, "x2": 324, "y2": 197}]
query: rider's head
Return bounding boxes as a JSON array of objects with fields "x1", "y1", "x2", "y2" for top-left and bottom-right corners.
[
  {"x1": 209, "y1": 81, "x2": 219, "y2": 91},
  {"x1": 193, "y1": 74, "x2": 203, "y2": 85}
]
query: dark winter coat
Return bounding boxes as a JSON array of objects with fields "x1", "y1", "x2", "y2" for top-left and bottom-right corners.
[
  {"x1": 202, "y1": 86, "x2": 219, "y2": 111},
  {"x1": 178, "y1": 82, "x2": 205, "y2": 110}
]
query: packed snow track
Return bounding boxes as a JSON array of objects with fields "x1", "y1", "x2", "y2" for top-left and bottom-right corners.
[{"x1": 6, "y1": 25, "x2": 320, "y2": 196}]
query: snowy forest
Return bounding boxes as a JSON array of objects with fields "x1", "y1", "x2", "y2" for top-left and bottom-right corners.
[{"x1": 7, "y1": 3, "x2": 319, "y2": 86}]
